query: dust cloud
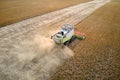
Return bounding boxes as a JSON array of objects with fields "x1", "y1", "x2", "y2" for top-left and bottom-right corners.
[{"x1": 0, "y1": 34, "x2": 74, "y2": 80}]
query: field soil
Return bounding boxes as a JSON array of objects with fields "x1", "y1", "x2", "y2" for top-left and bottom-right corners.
[
  {"x1": 0, "y1": 0, "x2": 90, "y2": 27},
  {"x1": 50, "y1": 0, "x2": 120, "y2": 80},
  {"x1": 0, "y1": 0, "x2": 111, "y2": 80}
]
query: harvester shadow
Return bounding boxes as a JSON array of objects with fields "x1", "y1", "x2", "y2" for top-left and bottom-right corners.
[{"x1": 67, "y1": 38, "x2": 83, "y2": 50}]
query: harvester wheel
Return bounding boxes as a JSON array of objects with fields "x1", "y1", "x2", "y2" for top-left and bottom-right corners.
[
  {"x1": 64, "y1": 41, "x2": 70, "y2": 45},
  {"x1": 70, "y1": 36, "x2": 76, "y2": 42}
]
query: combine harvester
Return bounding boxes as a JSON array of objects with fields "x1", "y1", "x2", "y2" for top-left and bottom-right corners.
[{"x1": 51, "y1": 24, "x2": 86, "y2": 45}]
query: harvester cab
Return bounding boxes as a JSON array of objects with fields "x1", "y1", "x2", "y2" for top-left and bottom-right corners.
[{"x1": 51, "y1": 24, "x2": 86, "y2": 45}]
